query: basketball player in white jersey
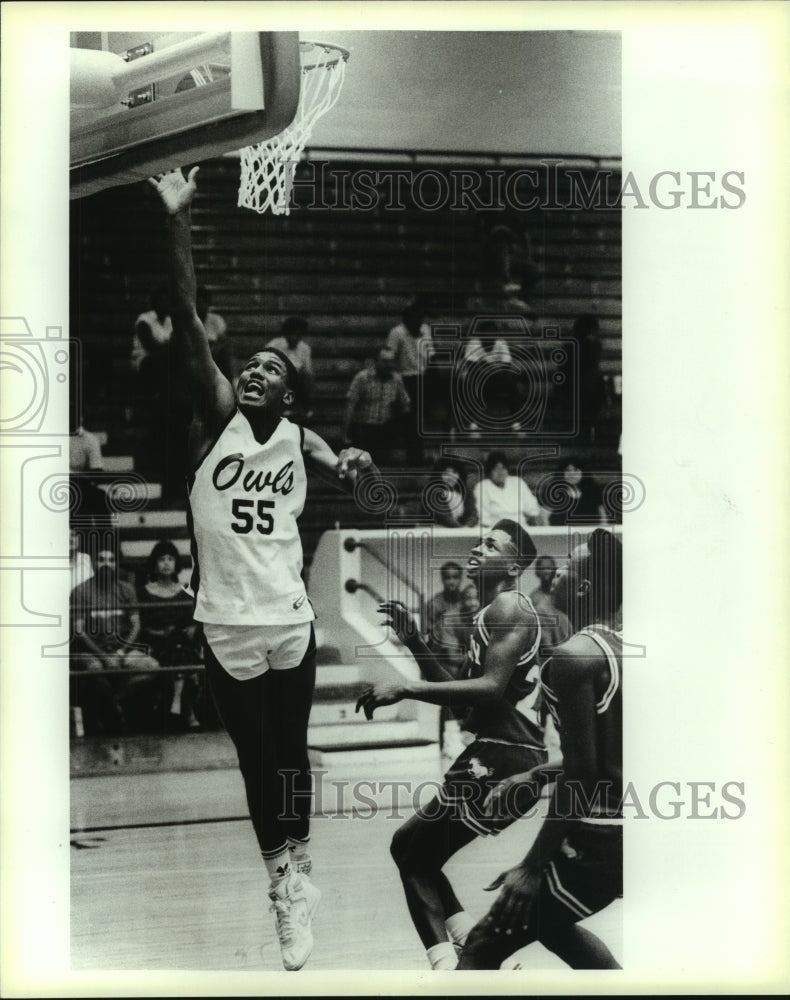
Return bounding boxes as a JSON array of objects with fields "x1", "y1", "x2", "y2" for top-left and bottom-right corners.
[
  {"x1": 149, "y1": 167, "x2": 379, "y2": 972},
  {"x1": 458, "y1": 527, "x2": 623, "y2": 970},
  {"x1": 356, "y1": 519, "x2": 548, "y2": 970}
]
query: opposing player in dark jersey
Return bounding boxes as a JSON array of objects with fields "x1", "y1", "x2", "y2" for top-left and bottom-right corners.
[
  {"x1": 149, "y1": 167, "x2": 379, "y2": 972},
  {"x1": 458, "y1": 527, "x2": 623, "y2": 970},
  {"x1": 355, "y1": 519, "x2": 547, "y2": 970}
]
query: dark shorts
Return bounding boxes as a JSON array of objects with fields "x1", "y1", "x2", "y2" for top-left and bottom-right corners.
[
  {"x1": 461, "y1": 821, "x2": 623, "y2": 969},
  {"x1": 539, "y1": 822, "x2": 623, "y2": 921},
  {"x1": 436, "y1": 739, "x2": 547, "y2": 836}
]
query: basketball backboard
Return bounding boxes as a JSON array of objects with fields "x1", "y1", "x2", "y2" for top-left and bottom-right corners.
[{"x1": 70, "y1": 31, "x2": 301, "y2": 199}]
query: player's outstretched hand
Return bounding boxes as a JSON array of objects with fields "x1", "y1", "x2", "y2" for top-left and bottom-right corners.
[
  {"x1": 336, "y1": 447, "x2": 373, "y2": 480},
  {"x1": 355, "y1": 680, "x2": 405, "y2": 720},
  {"x1": 484, "y1": 863, "x2": 541, "y2": 936},
  {"x1": 377, "y1": 600, "x2": 419, "y2": 643},
  {"x1": 148, "y1": 166, "x2": 199, "y2": 214}
]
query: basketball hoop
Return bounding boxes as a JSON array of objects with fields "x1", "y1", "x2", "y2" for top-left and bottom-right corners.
[{"x1": 237, "y1": 40, "x2": 349, "y2": 216}]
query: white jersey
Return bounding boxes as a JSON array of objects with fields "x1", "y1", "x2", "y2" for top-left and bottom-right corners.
[{"x1": 187, "y1": 411, "x2": 315, "y2": 626}]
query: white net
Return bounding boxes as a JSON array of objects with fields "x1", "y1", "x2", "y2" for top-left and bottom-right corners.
[{"x1": 237, "y1": 41, "x2": 348, "y2": 216}]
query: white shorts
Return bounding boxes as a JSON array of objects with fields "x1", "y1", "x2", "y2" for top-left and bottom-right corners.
[{"x1": 203, "y1": 622, "x2": 312, "y2": 681}]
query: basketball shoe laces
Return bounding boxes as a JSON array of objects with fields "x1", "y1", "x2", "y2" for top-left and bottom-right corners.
[{"x1": 270, "y1": 894, "x2": 303, "y2": 948}]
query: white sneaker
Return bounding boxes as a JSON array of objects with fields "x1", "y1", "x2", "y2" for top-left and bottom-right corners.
[{"x1": 268, "y1": 873, "x2": 321, "y2": 971}]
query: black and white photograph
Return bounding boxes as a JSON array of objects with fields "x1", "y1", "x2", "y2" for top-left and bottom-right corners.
[{"x1": 1, "y1": 2, "x2": 788, "y2": 997}]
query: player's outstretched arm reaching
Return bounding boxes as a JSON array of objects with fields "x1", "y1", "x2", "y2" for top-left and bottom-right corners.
[
  {"x1": 376, "y1": 600, "x2": 458, "y2": 682},
  {"x1": 147, "y1": 166, "x2": 383, "y2": 973},
  {"x1": 148, "y1": 167, "x2": 236, "y2": 469},
  {"x1": 357, "y1": 589, "x2": 537, "y2": 717},
  {"x1": 149, "y1": 167, "x2": 381, "y2": 493},
  {"x1": 356, "y1": 522, "x2": 542, "y2": 719},
  {"x1": 357, "y1": 520, "x2": 547, "y2": 972}
]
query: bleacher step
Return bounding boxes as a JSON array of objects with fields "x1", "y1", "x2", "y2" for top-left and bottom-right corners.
[
  {"x1": 309, "y1": 700, "x2": 399, "y2": 726},
  {"x1": 308, "y1": 719, "x2": 423, "y2": 750}
]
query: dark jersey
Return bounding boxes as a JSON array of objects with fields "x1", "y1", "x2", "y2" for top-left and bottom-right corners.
[
  {"x1": 461, "y1": 592, "x2": 544, "y2": 749},
  {"x1": 540, "y1": 623, "x2": 623, "y2": 819}
]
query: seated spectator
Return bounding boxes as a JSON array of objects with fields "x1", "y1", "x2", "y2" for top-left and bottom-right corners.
[
  {"x1": 69, "y1": 408, "x2": 107, "y2": 522},
  {"x1": 69, "y1": 527, "x2": 94, "y2": 592},
  {"x1": 70, "y1": 549, "x2": 161, "y2": 735},
  {"x1": 528, "y1": 554, "x2": 571, "y2": 651},
  {"x1": 386, "y1": 299, "x2": 432, "y2": 465},
  {"x1": 267, "y1": 316, "x2": 315, "y2": 423},
  {"x1": 474, "y1": 450, "x2": 546, "y2": 530},
  {"x1": 69, "y1": 420, "x2": 104, "y2": 473},
  {"x1": 459, "y1": 321, "x2": 523, "y2": 431},
  {"x1": 544, "y1": 457, "x2": 609, "y2": 526},
  {"x1": 343, "y1": 348, "x2": 411, "y2": 467},
  {"x1": 129, "y1": 286, "x2": 191, "y2": 500},
  {"x1": 422, "y1": 457, "x2": 478, "y2": 528},
  {"x1": 131, "y1": 285, "x2": 172, "y2": 395},
  {"x1": 196, "y1": 286, "x2": 233, "y2": 382},
  {"x1": 137, "y1": 540, "x2": 202, "y2": 730}
]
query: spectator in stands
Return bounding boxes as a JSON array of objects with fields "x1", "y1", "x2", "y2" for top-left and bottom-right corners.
[
  {"x1": 69, "y1": 408, "x2": 107, "y2": 522},
  {"x1": 422, "y1": 561, "x2": 468, "y2": 761},
  {"x1": 474, "y1": 450, "x2": 546, "y2": 530},
  {"x1": 386, "y1": 299, "x2": 432, "y2": 465},
  {"x1": 573, "y1": 314, "x2": 608, "y2": 445},
  {"x1": 70, "y1": 548, "x2": 161, "y2": 735},
  {"x1": 129, "y1": 286, "x2": 190, "y2": 500},
  {"x1": 459, "y1": 321, "x2": 523, "y2": 432},
  {"x1": 131, "y1": 285, "x2": 172, "y2": 394},
  {"x1": 475, "y1": 211, "x2": 541, "y2": 308},
  {"x1": 343, "y1": 348, "x2": 411, "y2": 466},
  {"x1": 138, "y1": 540, "x2": 202, "y2": 731},
  {"x1": 422, "y1": 457, "x2": 478, "y2": 528},
  {"x1": 528, "y1": 554, "x2": 572, "y2": 650},
  {"x1": 267, "y1": 316, "x2": 315, "y2": 423},
  {"x1": 528, "y1": 555, "x2": 558, "y2": 616},
  {"x1": 196, "y1": 286, "x2": 232, "y2": 382},
  {"x1": 422, "y1": 561, "x2": 466, "y2": 672},
  {"x1": 69, "y1": 421, "x2": 104, "y2": 473},
  {"x1": 69, "y1": 527, "x2": 93, "y2": 591},
  {"x1": 545, "y1": 457, "x2": 609, "y2": 526}
]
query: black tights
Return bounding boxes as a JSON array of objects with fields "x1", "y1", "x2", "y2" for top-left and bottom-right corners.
[{"x1": 204, "y1": 628, "x2": 316, "y2": 855}]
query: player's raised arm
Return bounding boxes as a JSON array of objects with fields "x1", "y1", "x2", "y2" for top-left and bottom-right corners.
[
  {"x1": 377, "y1": 600, "x2": 457, "y2": 681},
  {"x1": 357, "y1": 591, "x2": 537, "y2": 716},
  {"x1": 148, "y1": 168, "x2": 235, "y2": 425},
  {"x1": 301, "y1": 427, "x2": 382, "y2": 496}
]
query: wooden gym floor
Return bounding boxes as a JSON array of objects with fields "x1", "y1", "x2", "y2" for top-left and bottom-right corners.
[{"x1": 70, "y1": 752, "x2": 622, "y2": 974}]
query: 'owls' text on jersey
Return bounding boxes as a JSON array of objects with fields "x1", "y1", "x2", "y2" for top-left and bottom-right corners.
[
  {"x1": 462, "y1": 593, "x2": 544, "y2": 749},
  {"x1": 187, "y1": 411, "x2": 315, "y2": 626}
]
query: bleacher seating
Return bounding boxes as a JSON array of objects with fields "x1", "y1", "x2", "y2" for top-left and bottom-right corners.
[{"x1": 71, "y1": 154, "x2": 621, "y2": 586}]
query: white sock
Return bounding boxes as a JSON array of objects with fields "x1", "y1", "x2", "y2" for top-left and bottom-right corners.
[
  {"x1": 288, "y1": 836, "x2": 312, "y2": 876},
  {"x1": 169, "y1": 677, "x2": 184, "y2": 714},
  {"x1": 445, "y1": 910, "x2": 475, "y2": 947},
  {"x1": 426, "y1": 941, "x2": 458, "y2": 970},
  {"x1": 263, "y1": 847, "x2": 292, "y2": 890}
]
